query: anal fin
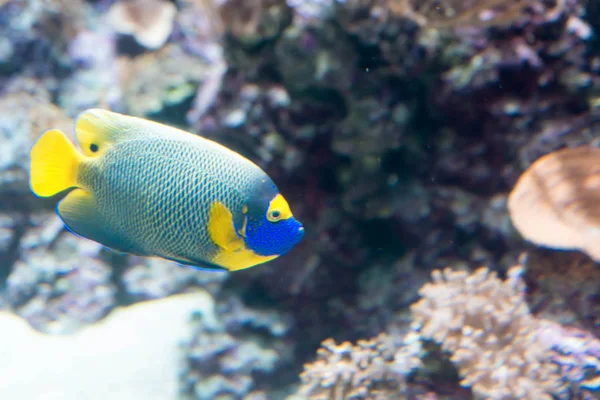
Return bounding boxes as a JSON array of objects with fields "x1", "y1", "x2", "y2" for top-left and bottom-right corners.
[{"x1": 58, "y1": 189, "x2": 145, "y2": 255}]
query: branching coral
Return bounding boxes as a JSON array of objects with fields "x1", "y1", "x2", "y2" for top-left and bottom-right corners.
[
  {"x1": 411, "y1": 266, "x2": 562, "y2": 400},
  {"x1": 295, "y1": 262, "x2": 598, "y2": 400},
  {"x1": 292, "y1": 332, "x2": 422, "y2": 399}
]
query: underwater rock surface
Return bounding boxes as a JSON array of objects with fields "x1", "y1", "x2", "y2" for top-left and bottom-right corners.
[{"x1": 0, "y1": 0, "x2": 598, "y2": 398}]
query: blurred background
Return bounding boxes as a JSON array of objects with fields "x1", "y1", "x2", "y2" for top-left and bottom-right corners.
[{"x1": 0, "y1": 0, "x2": 598, "y2": 399}]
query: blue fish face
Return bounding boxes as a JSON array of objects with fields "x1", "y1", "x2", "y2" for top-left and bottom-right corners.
[{"x1": 245, "y1": 215, "x2": 304, "y2": 256}]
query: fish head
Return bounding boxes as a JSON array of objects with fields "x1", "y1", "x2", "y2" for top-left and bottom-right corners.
[{"x1": 242, "y1": 192, "x2": 304, "y2": 257}]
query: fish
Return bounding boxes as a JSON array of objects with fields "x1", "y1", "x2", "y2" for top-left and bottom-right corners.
[{"x1": 29, "y1": 109, "x2": 304, "y2": 271}]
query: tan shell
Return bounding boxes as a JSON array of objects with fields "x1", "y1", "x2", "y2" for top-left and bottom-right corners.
[
  {"x1": 508, "y1": 146, "x2": 600, "y2": 261},
  {"x1": 107, "y1": 0, "x2": 177, "y2": 50}
]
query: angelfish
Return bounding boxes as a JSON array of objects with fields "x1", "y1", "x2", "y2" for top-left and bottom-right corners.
[{"x1": 29, "y1": 109, "x2": 304, "y2": 271}]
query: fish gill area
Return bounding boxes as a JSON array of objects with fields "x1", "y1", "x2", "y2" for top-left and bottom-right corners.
[{"x1": 0, "y1": 0, "x2": 598, "y2": 399}]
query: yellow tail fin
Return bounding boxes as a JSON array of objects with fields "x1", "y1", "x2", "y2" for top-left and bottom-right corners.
[{"x1": 30, "y1": 129, "x2": 83, "y2": 197}]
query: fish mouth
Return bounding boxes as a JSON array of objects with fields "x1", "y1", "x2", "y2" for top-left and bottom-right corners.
[
  {"x1": 295, "y1": 224, "x2": 305, "y2": 243},
  {"x1": 275, "y1": 219, "x2": 304, "y2": 255}
]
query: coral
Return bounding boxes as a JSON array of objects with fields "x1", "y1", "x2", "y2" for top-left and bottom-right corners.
[
  {"x1": 0, "y1": 0, "x2": 88, "y2": 70},
  {"x1": 174, "y1": 0, "x2": 227, "y2": 122},
  {"x1": 1, "y1": 0, "x2": 599, "y2": 398},
  {"x1": 6, "y1": 218, "x2": 115, "y2": 334},
  {"x1": 438, "y1": 0, "x2": 593, "y2": 92},
  {"x1": 403, "y1": 0, "x2": 570, "y2": 29},
  {"x1": 0, "y1": 212, "x2": 19, "y2": 255},
  {"x1": 273, "y1": 14, "x2": 357, "y2": 94},
  {"x1": 292, "y1": 332, "x2": 422, "y2": 400},
  {"x1": 193, "y1": 80, "x2": 307, "y2": 171},
  {"x1": 350, "y1": 253, "x2": 431, "y2": 337},
  {"x1": 219, "y1": 0, "x2": 292, "y2": 47},
  {"x1": 335, "y1": 0, "x2": 441, "y2": 71},
  {"x1": 59, "y1": 28, "x2": 122, "y2": 115},
  {"x1": 121, "y1": 256, "x2": 227, "y2": 299},
  {"x1": 287, "y1": 0, "x2": 336, "y2": 27},
  {"x1": 0, "y1": 78, "x2": 72, "y2": 198},
  {"x1": 176, "y1": 0, "x2": 225, "y2": 59},
  {"x1": 118, "y1": 43, "x2": 217, "y2": 117},
  {"x1": 107, "y1": 0, "x2": 177, "y2": 50},
  {"x1": 295, "y1": 259, "x2": 599, "y2": 400},
  {"x1": 433, "y1": 0, "x2": 597, "y2": 179},
  {"x1": 180, "y1": 295, "x2": 295, "y2": 399},
  {"x1": 411, "y1": 266, "x2": 562, "y2": 400},
  {"x1": 537, "y1": 320, "x2": 600, "y2": 400}
]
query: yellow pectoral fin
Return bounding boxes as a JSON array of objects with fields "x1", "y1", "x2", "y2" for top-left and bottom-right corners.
[
  {"x1": 207, "y1": 201, "x2": 277, "y2": 271},
  {"x1": 208, "y1": 201, "x2": 245, "y2": 252},
  {"x1": 212, "y1": 248, "x2": 278, "y2": 271},
  {"x1": 30, "y1": 129, "x2": 84, "y2": 197}
]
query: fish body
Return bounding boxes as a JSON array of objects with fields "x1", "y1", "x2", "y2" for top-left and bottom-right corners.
[{"x1": 29, "y1": 109, "x2": 304, "y2": 271}]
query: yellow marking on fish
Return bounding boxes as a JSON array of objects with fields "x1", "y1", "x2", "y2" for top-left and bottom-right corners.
[
  {"x1": 30, "y1": 129, "x2": 85, "y2": 197},
  {"x1": 208, "y1": 201, "x2": 245, "y2": 252},
  {"x1": 267, "y1": 194, "x2": 292, "y2": 222},
  {"x1": 212, "y1": 248, "x2": 278, "y2": 271},
  {"x1": 75, "y1": 109, "x2": 125, "y2": 157},
  {"x1": 208, "y1": 201, "x2": 277, "y2": 270}
]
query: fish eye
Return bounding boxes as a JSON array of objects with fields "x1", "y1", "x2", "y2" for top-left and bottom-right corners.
[
  {"x1": 268, "y1": 210, "x2": 281, "y2": 222},
  {"x1": 90, "y1": 143, "x2": 99, "y2": 153}
]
